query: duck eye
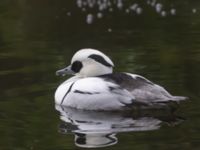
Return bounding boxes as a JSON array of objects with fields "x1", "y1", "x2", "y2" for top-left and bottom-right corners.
[{"x1": 71, "y1": 61, "x2": 83, "y2": 73}]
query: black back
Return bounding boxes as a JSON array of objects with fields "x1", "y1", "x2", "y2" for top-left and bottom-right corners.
[{"x1": 99, "y1": 73, "x2": 154, "y2": 91}]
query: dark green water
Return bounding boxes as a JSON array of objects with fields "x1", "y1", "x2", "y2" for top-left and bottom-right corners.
[{"x1": 0, "y1": 0, "x2": 200, "y2": 149}]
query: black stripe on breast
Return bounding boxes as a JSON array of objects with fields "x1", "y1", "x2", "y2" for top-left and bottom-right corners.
[
  {"x1": 61, "y1": 82, "x2": 75, "y2": 104},
  {"x1": 74, "y1": 90, "x2": 100, "y2": 95},
  {"x1": 88, "y1": 54, "x2": 113, "y2": 67}
]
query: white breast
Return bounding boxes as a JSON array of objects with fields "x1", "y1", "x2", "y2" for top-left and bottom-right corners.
[{"x1": 55, "y1": 77, "x2": 135, "y2": 111}]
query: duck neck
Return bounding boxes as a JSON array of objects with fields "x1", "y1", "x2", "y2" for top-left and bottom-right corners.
[{"x1": 77, "y1": 67, "x2": 113, "y2": 77}]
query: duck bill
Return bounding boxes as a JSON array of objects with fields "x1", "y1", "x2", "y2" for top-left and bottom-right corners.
[{"x1": 56, "y1": 66, "x2": 75, "y2": 76}]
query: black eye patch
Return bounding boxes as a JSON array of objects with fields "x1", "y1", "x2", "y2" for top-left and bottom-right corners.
[
  {"x1": 71, "y1": 61, "x2": 83, "y2": 73},
  {"x1": 88, "y1": 54, "x2": 113, "y2": 67}
]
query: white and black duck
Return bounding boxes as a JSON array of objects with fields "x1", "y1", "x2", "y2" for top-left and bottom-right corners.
[{"x1": 55, "y1": 48, "x2": 187, "y2": 111}]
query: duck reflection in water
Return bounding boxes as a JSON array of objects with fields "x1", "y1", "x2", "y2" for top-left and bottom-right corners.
[{"x1": 55, "y1": 105, "x2": 184, "y2": 148}]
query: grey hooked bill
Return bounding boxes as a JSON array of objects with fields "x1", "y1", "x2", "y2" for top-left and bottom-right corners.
[{"x1": 56, "y1": 66, "x2": 74, "y2": 76}]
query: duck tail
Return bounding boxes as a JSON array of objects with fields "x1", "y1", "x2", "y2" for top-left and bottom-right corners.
[{"x1": 171, "y1": 96, "x2": 188, "y2": 102}]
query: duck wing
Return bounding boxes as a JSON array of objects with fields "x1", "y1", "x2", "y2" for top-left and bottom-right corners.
[{"x1": 99, "y1": 73, "x2": 187, "y2": 104}]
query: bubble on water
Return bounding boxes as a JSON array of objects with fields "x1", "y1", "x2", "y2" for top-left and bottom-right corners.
[
  {"x1": 97, "y1": 12, "x2": 103, "y2": 18},
  {"x1": 170, "y1": 8, "x2": 176, "y2": 15},
  {"x1": 108, "y1": 28, "x2": 112, "y2": 32},
  {"x1": 74, "y1": 0, "x2": 182, "y2": 24},
  {"x1": 88, "y1": 0, "x2": 95, "y2": 8},
  {"x1": 67, "y1": 12, "x2": 71, "y2": 16},
  {"x1": 97, "y1": 0, "x2": 100, "y2": 5},
  {"x1": 77, "y1": 0, "x2": 82, "y2": 8},
  {"x1": 130, "y1": 4, "x2": 138, "y2": 11},
  {"x1": 151, "y1": 0, "x2": 157, "y2": 7},
  {"x1": 82, "y1": 8, "x2": 86, "y2": 12},
  {"x1": 83, "y1": 1, "x2": 87, "y2": 6},
  {"x1": 107, "y1": 1, "x2": 112, "y2": 7},
  {"x1": 99, "y1": 4, "x2": 106, "y2": 11},
  {"x1": 126, "y1": 9, "x2": 130, "y2": 13},
  {"x1": 192, "y1": 8, "x2": 197, "y2": 14},
  {"x1": 147, "y1": 0, "x2": 151, "y2": 5},
  {"x1": 161, "y1": 10, "x2": 167, "y2": 17},
  {"x1": 109, "y1": 8, "x2": 113, "y2": 12},
  {"x1": 86, "y1": 14, "x2": 94, "y2": 24},
  {"x1": 117, "y1": 0, "x2": 123, "y2": 9},
  {"x1": 136, "y1": 7, "x2": 143, "y2": 15},
  {"x1": 88, "y1": 3, "x2": 94, "y2": 8},
  {"x1": 155, "y1": 3, "x2": 162, "y2": 13}
]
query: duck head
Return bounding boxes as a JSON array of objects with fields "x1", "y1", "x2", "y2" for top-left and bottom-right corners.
[{"x1": 56, "y1": 48, "x2": 114, "y2": 77}]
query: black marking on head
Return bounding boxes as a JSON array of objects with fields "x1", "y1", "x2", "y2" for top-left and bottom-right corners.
[
  {"x1": 74, "y1": 90, "x2": 100, "y2": 95},
  {"x1": 71, "y1": 61, "x2": 83, "y2": 73},
  {"x1": 61, "y1": 82, "x2": 75, "y2": 104},
  {"x1": 88, "y1": 54, "x2": 113, "y2": 67}
]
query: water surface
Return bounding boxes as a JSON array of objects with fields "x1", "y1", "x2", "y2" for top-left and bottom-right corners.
[{"x1": 0, "y1": 0, "x2": 200, "y2": 149}]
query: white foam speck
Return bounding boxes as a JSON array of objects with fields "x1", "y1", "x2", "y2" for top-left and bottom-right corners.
[
  {"x1": 109, "y1": 8, "x2": 113, "y2": 12},
  {"x1": 151, "y1": 0, "x2": 157, "y2": 7},
  {"x1": 108, "y1": 28, "x2": 112, "y2": 32},
  {"x1": 82, "y1": 8, "x2": 86, "y2": 12},
  {"x1": 86, "y1": 14, "x2": 94, "y2": 24},
  {"x1": 147, "y1": 0, "x2": 151, "y2": 5},
  {"x1": 117, "y1": 0, "x2": 123, "y2": 9},
  {"x1": 161, "y1": 10, "x2": 167, "y2": 17},
  {"x1": 126, "y1": 9, "x2": 130, "y2": 13},
  {"x1": 107, "y1": 1, "x2": 111, "y2": 7},
  {"x1": 83, "y1": 1, "x2": 87, "y2": 6},
  {"x1": 76, "y1": 0, "x2": 82, "y2": 8},
  {"x1": 192, "y1": 8, "x2": 197, "y2": 14},
  {"x1": 170, "y1": 8, "x2": 176, "y2": 15},
  {"x1": 67, "y1": 12, "x2": 71, "y2": 16},
  {"x1": 88, "y1": 0, "x2": 95, "y2": 8},
  {"x1": 136, "y1": 7, "x2": 143, "y2": 15},
  {"x1": 155, "y1": 3, "x2": 162, "y2": 13},
  {"x1": 97, "y1": 12, "x2": 103, "y2": 18},
  {"x1": 130, "y1": 4, "x2": 138, "y2": 11}
]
